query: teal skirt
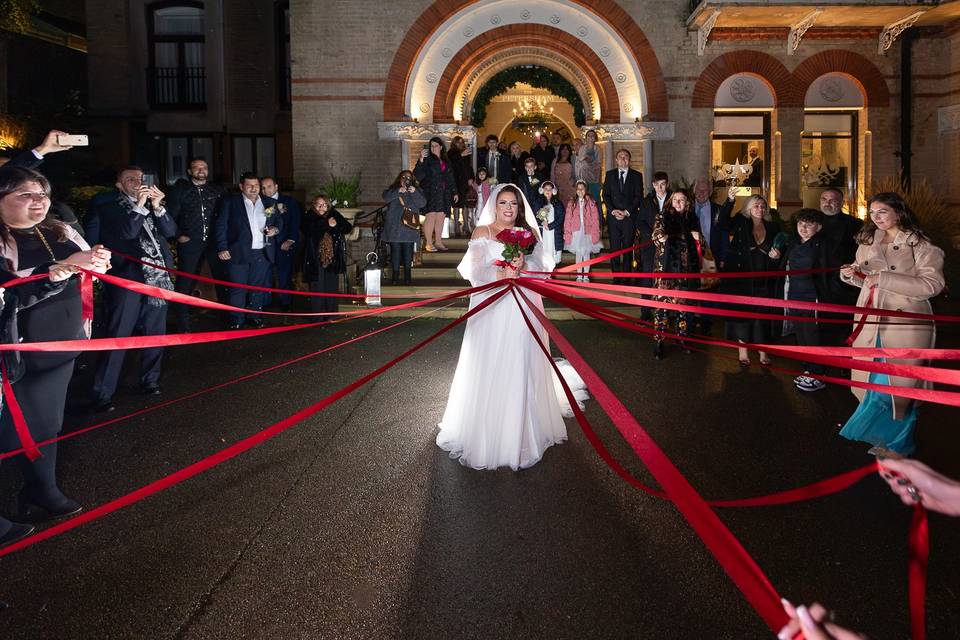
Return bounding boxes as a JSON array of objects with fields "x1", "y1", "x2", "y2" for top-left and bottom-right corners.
[{"x1": 839, "y1": 336, "x2": 918, "y2": 455}]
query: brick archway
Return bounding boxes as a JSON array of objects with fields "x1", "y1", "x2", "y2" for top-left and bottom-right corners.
[
  {"x1": 691, "y1": 51, "x2": 798, "y2": 108},
  {"x1": 434, "y1": 25, "x2": 620, "y2": 124},
  {"x1": 383, "y1": 0, "x2": 668, "y2": 122},
  {"x1": 792, "y1": 50, "x2": 890, "y2": 107}
]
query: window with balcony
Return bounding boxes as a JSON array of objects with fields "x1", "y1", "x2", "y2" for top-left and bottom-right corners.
[{"x1": 148, "y1": 2, "x2": 206, "y2": 108}]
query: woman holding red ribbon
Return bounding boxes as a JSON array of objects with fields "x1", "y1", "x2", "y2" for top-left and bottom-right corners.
[
  {"x1": 436, "y1": 184, "x2": 587, "y2": 470},
  {"x1": 838, "y1": 192, "x2": 944, "y2": 455},
  {"x1": 0, "y1": 165, "x2": 111, "y2": 547}
]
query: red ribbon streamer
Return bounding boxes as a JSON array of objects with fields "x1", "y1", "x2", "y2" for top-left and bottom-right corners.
[
  {"x1": 509, "y1": 285, "x2": 789, "y2": 633},
  {"x1": 910, "y1": 504, "x2": 929, "y2": 640},
  {"x1": 0, "y1": 304, "x2": 451, "y2": 461},
  {"x1": 845, "y1": 286, "x2": 876, "y2": 346},
  {"x1": 0, "y1": 286, "x2": 512, "y2": 558},
  {"x1": 80, "y1": 271, "x2": 94, "y2": 324},
  {"x1": 0, "y1": 360, "x2": 42, "y2": 461},
  {"x1": 110, "y1": 250, "x2": 456, "y2": 299}
]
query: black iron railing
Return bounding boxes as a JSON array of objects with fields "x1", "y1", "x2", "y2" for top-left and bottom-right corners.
[{"x1": 147, "y1": 66, "x2": 206, "y2": 108}]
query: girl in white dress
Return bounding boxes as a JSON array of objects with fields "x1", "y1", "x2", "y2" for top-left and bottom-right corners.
[{"x1": 436, "y1": 184, "x2": 587, "y2": 470}]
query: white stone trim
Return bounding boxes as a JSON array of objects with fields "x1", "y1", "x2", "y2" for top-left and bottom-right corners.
[
  {"x1": 590, "y1": 122, "x2": 675, "y2": 141},
  {"x1": 378, "y1": 122, "x2": 478, "y2": 142},
  {"x1": 404, "y1": 0, "x2": 647, "y2": 123},
  {"x1": 787, "y1": 9, "x2": 822, "y2": 56}
]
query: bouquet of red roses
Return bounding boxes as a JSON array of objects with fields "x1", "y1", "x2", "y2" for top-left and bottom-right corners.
[{"x1": 494, "y1": 227, "x2": 537, "y2": 268}]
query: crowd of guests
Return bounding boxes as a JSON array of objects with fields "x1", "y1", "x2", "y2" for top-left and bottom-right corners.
[{"x1": 0, "y1": 127, "x2": 953, "y2": 634}]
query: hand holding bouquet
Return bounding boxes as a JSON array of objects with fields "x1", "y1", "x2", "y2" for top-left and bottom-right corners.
[{"x1": 494, "y1": 227, "x2": 537, "y2": 274}]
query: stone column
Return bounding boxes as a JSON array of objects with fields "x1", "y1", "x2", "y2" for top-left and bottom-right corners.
[
  {"x1": 642, "y1": 139, "x2": 654, "y2": 188},
  {"x1": 776, "y1": 107, "x2": 804, "y2": 213}
]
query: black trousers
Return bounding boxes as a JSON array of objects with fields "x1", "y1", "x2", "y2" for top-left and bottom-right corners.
[
  {"x1": 93, "y1": 283, "x2": 167, "y2": 402},
  {"x1": 390, "y1": 242, "x2": 414, "y2": 283},
  {"x1": 309, "y1": 272, "x2": 341, "y2": 313},
  {"x1": 0, "y1": 358, "x2": 77, "y2": 534},
  {"x1": 173, "y1": 237, "x2": 220, "y2": 323},
  {"x1": 226, "y1": 252, "x2": 271, "y2": 325},
  {"x1": 607, "y1": 216, "x2": 635, "y2": 277},
  {"x1": 272, "y1": 246, "x2": 296, "y2": 308},
  {"x1": 793, "y1": 308, "x2": 825, "y2": 375}
]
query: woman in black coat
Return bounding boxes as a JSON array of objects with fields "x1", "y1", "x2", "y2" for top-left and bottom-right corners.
[
  {"x1": 381, "y1": 170, "x2": 425, "y2": 285},
  {"x1": 720, "y1": 194, "x2": 783, "y2": 366},
  {"x1": 0, "y1": 165, "x2": 111, "y2": 547},
  {"x1": 302, "y1": 194, "x2": 353, "y2": 314},
  {"x1": 413, "y1": 136, "x2": 457, "y2": 253},
  {"x1": 448, "y1": 136, "x2": 473, "y2": 237}
]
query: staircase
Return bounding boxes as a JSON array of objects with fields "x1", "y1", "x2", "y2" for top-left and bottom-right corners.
[{"x1": 341, "y1": 236, "x2": 645, "y2": 320}]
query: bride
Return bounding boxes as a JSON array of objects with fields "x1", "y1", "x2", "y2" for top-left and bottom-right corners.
[{"x1": 436, "y1": 183, "x2": 588, "y2": 470}]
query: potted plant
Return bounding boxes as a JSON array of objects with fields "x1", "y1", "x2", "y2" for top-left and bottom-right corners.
[{"x1": 323, "y1": 169, "x2": 362, "y2": 241}]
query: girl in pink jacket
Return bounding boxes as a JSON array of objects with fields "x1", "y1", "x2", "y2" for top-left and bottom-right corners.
[{"x1": 563, "y1": 180, "x2": 603, "y2": 282}]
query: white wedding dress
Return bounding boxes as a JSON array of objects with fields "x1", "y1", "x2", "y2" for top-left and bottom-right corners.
[{"x1": 436, "y1": 185, "x2": 589, "y2": 471}]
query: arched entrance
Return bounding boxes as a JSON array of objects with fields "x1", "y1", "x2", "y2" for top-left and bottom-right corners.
[{"x1": 378, "y1": 0, "x2": 674, "y2": 185}]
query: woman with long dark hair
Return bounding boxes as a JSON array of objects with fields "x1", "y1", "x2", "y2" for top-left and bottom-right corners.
[
  {"x1": 381, "y1": 170, "x2": 425, "y2": 285},
  {"x1": 651, "y1": 190, "x2": 702, "y2": 360},
  {"x1": 302, "y1": 194, "x2": 353, "y2": 313},
  {"x1": 0, "y1": 165, "x2": 111, "y2": 546},
  {"x1": 413, "y1": 136, "x2": 457, "y2": 253},
  {"x1": 838, "y1": 192, "x2": 945, "y2": 454}
]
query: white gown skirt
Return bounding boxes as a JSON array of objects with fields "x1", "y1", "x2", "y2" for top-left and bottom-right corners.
[{"x1": 436, "y1": 285, "x2": 588, "y2": 471}]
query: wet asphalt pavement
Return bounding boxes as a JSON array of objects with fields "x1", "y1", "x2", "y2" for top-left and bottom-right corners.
[{"x1": 0, "y1": 307, "x2": 958, "y2": 639}]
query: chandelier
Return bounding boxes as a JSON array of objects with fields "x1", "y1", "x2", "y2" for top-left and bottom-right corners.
[{"x1": 513, "y1": 95, "x2": 554, "y2": 118}]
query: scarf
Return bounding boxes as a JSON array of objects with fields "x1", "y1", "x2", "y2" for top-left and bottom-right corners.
[{"x1": 117, "y1": 193, "x2": 174, "y2": 306}]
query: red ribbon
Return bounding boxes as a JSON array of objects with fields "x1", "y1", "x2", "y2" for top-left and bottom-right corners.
[
  {"x1": 80, "y1": 271, "x2": 94, "y2": 324},
  {"x1": 555, "y1": 242, "x2": 646, "y2": 273},
  {"x1": 509, "y1": 285, "x2": 789, "y2": 633},
  {"x1": 0, "y1": 360, "x2": 42, "y2": 461},
  {"x1": 910, "y1": 504, "x2": 929, "y2": 640},
  {"x1": 0, "y1": 286, "x2": 512, "y2": 558},
  {"x1": 845, "y1": 286, "x2": 876, "y2": 346}
]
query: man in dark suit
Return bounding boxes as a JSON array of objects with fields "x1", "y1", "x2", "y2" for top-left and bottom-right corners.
[
  {"x1": 479, "y1": 134, "x2": 512, "y2": 185},
  {"x1": 85, "y1": 166, "x2": 177, "y2": 412},
  {"x1": 744, "y1": 145, "x2": 763, "y2": 188},
  {"x1": 260, "y1": 176, "x2": 301, "y2": 310},
  {"x1": 692, "y1": 178, "x2": 735, "y2": 334},
  {"x1": 634, "y1": 171, "x2": 673, "y2": 318},
  {"x1": 602, "y1": 149, "x2": 643, "y2": 284},
  {"x1": 517, "y1": 155, "x2": 545, "y2": 210},
  {"x1": 214, "y1": 172, "x2": 282, "y2": 329}
]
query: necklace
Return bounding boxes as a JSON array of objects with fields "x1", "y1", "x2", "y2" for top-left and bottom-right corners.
[{"x1": 33, "y1": 226, "x2": 57, "y2": 261}]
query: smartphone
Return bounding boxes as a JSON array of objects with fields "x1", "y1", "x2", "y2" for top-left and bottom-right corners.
[
  {"x1": 56, "y1": 134, "x2": 88, "y2": 146},
  {"x1": 142, "y1": 174, "x2": 156, "y2": 187}
]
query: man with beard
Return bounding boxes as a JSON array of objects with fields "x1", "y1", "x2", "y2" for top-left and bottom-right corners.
[
  {"x1": 166, "y1": 158, "x2": 225, "y2": 329},
  {"x1": 816, "y1": 187, "x2": 863, "y2": 347}
]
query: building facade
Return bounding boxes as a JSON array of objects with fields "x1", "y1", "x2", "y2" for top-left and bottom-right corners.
[
  {"x1": 287, "y1": 0, "x2": 959, "y2": 218},
  {"x1": 85, "y1": 0, "x2": 293, "y2": 187}
]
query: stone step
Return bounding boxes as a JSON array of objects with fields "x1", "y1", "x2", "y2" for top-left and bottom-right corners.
[{"x1": 418, "y1": 250, "x2": 615, "y2": 271}]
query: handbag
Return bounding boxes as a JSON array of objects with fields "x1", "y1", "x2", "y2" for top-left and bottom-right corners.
[
  {"x1": 696, "y1": 236, "x2": 720, "y2": 290},
  {"x1": 399, "y1": 195, "x2": 422, "y2": 231}
]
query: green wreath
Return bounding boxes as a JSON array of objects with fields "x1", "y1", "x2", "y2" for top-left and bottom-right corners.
[{"x1": 470, "y1": 65, "x2": 586, "y2": 128}]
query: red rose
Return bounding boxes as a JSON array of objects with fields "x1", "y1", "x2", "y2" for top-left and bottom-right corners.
[{"x1": 517, "y1": 230, "x2": 536, "y2": 249}]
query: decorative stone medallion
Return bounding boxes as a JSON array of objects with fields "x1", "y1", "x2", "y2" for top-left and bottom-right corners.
[
  {"x1": 576, "y1": 25, "x2": 588, "y2": 37},
  {"x1": 819, "y1": 77, "x2": 844, "y2": 103},
  {"x1": 623, "y1": 102, "x2": 634, "y2": 113},
  {"x1": 729, "y1": 77, "x2": 757, "y2": 103},
  {"x1": 616, "y1": 72, "x2": 627, "y2": 84},
  {"x1": 425, "y1": 73, "x2": 437, "y2": 84},
  {"x1": 520, "y1": 10, "x2": 531, "y2": 20},
  {"x1": 599, "y1": 46, "x2": 611, "y2": 57},
  {"x1": 441, "y1": 47, "x2": 452, "y2": 58},
  {"x1": 462, "y1": 26, "x2": 474, "y2": 37},
  {"x1": 549, "y1": 14, "x2": 561, "y2": 24},
  {"x1": 490, "y1": 14, "x2": 501, "y2": 25},
  {"x1": 419, "y1": 102, "x2": 430, "y2": 114}
]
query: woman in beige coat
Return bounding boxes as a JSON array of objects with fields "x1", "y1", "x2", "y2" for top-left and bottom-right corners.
[{"x1": 838, "y1": 192, "x2": 945, "y2": 454}]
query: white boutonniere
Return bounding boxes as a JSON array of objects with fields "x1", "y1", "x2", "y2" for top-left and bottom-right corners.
[
  {"x1": 276, "y1": 202, "x2": 286, "y2": 214},
  {"x1": 264, "y1": 205, "x2": 277, "y2": 218},
  {"x1": 529, "y1": 177, "x2": 540, "y2": 186}
]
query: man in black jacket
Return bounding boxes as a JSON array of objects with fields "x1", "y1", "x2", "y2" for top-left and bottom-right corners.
[
  {"x1": 816, "y1": 187, "x2": 863, "y2": 346},
  {"x1": 85, "y1": 166, "x2": 177, "y2": 412},
  {"x1": 166, "y1": 158, "x2": 225, "y2": 327},
  {"x1": 602, "y1": 149, "x2": 643, "y2": 284},
  {"x1": 0, "y1": 129, "x2": 74, "y2": 169},
  {"x1": 479, "y1": 134, "x2": 512, "y2": 185}
]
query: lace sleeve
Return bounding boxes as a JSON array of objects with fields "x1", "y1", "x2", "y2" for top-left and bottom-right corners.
[{"x1": 458, "y1": 238, "x2": 499, "y2": 286}]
